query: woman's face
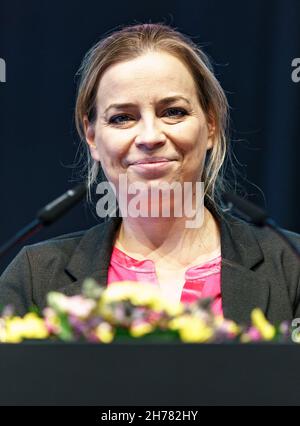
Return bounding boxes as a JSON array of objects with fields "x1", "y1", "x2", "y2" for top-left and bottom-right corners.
[{"x1": 84, "y1": 51, "x2": 215, "y2": 197}]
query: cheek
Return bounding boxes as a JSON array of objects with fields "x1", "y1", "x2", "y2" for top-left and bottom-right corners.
[
  {"x1": 96, "y1": 129, "x2": 119, "y2": 157},
  {"x1": 95, "y1": 129, "x2": 126, "y2": 165},
  {"x1": 173, "y1": 120, "x2": 208, "y2": 154}
]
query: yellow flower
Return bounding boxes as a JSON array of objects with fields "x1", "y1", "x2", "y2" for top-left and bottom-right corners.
[
  {"x1": 169, "y1": 315, "x2": 213, "y2": 343},
  {"x1": 214, "y1": 315, "x2": 225, "y2": 326},
  {"x1": 224, "y1": 319, "x2": 241, "y2": 336},
  {"x1": 21, "y1": 313, "x2": 49, "y2": 339},
  {"x1": 5, "y1": 317, "x2": 26, "y2": 343},
  {"x1": 130, "y1": 321, "x2": 154, "y2": 338},
  {"x1": 99, "y1": 281, "x2": 184, "y2": 317},
  {"x1": 101, "y1": 281, "x2": 159, "y2": 304},
  {"x1": 3, "y1": 313, "x2": 49, "y2": 343},
  {"x1": 95, "y1": 322, "x2": 115, "y2": 343},
  {"x1": 251, "y1": 308, "x2": 275, "y2": 340},
  {"x1": 162, "y1": 300, "x2": 184, "y2": 316}
]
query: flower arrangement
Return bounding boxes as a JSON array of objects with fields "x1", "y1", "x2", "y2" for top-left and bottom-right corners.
[{"x1": 0, "y1": 279, "x2": 294, "y2": 344}]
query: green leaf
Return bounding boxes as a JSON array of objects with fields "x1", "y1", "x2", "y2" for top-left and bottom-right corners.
[{"x1": 57, "y1": 313, "x2": 74, "y2": 341}]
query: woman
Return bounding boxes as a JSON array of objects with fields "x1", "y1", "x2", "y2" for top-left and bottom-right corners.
[{"x1": 0, "y1": 23, "x2": 299, "y2": 325}]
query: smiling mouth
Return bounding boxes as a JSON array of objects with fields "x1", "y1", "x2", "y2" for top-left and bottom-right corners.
[
  {"x1": 130, "y1": 158, "x2": 176, "y2": 165},
  {"x1": 132, "y1": 160, "x2": 171, "y2": 165},
  {"x1": 128, "y1": 160, "x2": 177, "y2": 174}
]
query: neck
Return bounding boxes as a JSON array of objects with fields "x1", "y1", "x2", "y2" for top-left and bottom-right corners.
[{"x1": 114, "y1": 206, "x2": 221, "y2": 268}]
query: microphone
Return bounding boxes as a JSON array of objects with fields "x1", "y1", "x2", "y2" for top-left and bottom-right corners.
[
  {"x1": 223, "y1": 192, "x2": 300, "y2": 260},
  {"x1": 0, "y1": 183, "x2": 87, "y2": 258}
]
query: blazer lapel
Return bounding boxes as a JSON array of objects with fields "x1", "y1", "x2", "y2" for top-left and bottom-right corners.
[
  {"x1": 220, "y1": 212, "x2": 270, "y2": 324},
  {"x1": 60, "y1": 216, "x2": 122, "y2": 296},
  {"x1": 221, "y1": 262, "x2": 270, "y2": 324}
]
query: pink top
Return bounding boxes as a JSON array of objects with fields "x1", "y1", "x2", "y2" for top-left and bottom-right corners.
[{"x1": 107, "y1": 246, "x2": 223, "y2": 315}]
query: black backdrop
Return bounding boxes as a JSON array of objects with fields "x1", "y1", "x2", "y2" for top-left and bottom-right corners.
[{"x1": 0, "y1": 0, "x2": 299, "y2": 272}]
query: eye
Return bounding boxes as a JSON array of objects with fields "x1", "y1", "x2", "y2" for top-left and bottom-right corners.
[
  {"x1": 108, "y1": 114, "x2": 134, "y2": 125},
  {"x1": 164, "y1": 107, "x2": 188, "y2": 118}
]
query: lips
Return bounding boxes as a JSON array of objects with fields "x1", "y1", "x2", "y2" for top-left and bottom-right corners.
[
  {"x1": 129, "y1": 159, "x2": 176, "y2": 176},
  {"x1": 130, "y1": 157, "x2": 175, "y2": 165}
]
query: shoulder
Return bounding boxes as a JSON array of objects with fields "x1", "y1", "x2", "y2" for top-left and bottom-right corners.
[
  {"x1": 220, "y1": 210, "x2": 299, "y2": 249},
  {"x1": 15, "y1": 216, "x2": 122, "y2": 280},
  {"x1": 218, "y1": 209, "x2": 300, "y2": 271},
  {"x1": 0, "y1": 220, "x2": 111, "y2": 283},
  {"x1": 22, "y1": 221, "x2": 108, "y2": 260}
]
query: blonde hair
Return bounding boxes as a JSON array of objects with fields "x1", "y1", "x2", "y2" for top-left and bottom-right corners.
[{"x1": 75, "y1": 23, "x2": 232, "y2": 215}]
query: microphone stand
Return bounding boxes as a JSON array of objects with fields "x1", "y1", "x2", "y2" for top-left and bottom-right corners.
[{"x1": 0, "y1": 183, "x2": 87, "y2": 259}]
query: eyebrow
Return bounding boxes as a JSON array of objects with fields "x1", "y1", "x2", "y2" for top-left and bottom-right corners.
[{"x1": 103, "y1": 96, "x2": 191, "y2": 115}]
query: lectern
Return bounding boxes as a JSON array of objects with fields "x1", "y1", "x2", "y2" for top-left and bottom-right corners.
[{"x1": 0, "y1": 342, "x2": 299, "y2": 405}]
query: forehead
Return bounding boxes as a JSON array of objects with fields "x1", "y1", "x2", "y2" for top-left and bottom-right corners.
[{"x1": 96, "y1": 51, "x2": 198, "y2": 107}]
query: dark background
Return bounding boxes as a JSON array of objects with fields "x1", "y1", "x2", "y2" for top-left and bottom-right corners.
[{"x1": 0, "y1": 0, "x2": 299, "y2": 272}]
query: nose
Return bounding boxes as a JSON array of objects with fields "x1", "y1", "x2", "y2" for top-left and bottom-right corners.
[{"x1": 134, "y1": 119, "x2": 166, "y2": 151}]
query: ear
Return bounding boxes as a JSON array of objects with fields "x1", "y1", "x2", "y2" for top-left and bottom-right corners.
[
  {"x1": 83, "y1": 115, "x2": 101, "y2": 162},
  {"x1": 206, "y1": 112, "x2": 216, "y2": 151}
]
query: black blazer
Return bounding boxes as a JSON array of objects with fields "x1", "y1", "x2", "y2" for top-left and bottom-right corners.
[{"x1": 0, "y1": 211, "x2": 299, "y2": 325}]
